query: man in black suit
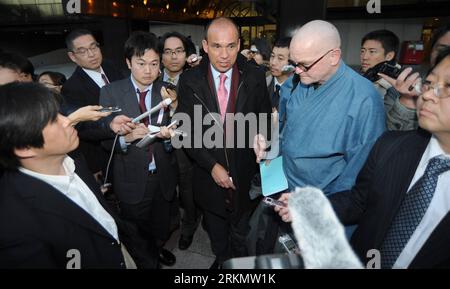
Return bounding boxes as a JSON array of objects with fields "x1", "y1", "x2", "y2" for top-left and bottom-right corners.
[
  {"x1": 0, "y1": 82, "x2": 156, "y2": 268},
  {"x1": 159, "y1": 31, "x2": 202, "y2": 250},
  {"x1": 176, "y1": 17, "x2": 272, "y2": 268},
  {"x1": 100, "y1": 31, "x2": 178, "y2": 267},
  {"x1": 62, "y1": 29, "x2": 124, "y2": 182},
  {"x1": 276, "y1": 48, "x2": 450, "y2": 268},
  {"x1": 267, "y1": 37, "x2": 292, "y2": 111}
]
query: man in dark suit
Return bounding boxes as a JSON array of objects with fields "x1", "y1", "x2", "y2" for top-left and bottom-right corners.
[
  {"x1": 176, "y1": 17, "x2": 272, "y2": 268},
  {"x1": 0, "y1": 82, "x2": 156, "y2": 268},
  {"x1": 276, "y1": 48, "x2": 450, "y2": 268},
  {"x1": 159, "y1": 31, "x2": 202, "y2": 250},
  {"x1": 62, "y1": 29, "x2": 124, "y2": 181},
  {"x1": 267, "y1": 37, "x2": 292, "y2": 111},
  {"x1": 100, "y1": 31, "x2": 178, "y2": 267}
]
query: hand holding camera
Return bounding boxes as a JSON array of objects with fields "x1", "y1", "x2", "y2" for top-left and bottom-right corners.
[{"x1": 379, "y1": 66, "x2": 421, "y2": 109}]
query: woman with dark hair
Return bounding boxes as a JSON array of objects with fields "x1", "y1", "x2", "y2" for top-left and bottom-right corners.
[
  {"x1": 249, "y1": 38, "x2": 272, "y2": 85},
  {"x1": 249, "y1": 38, "x2": 271, "y2": 67},
  {"x1": 38, "y1": 71, "x2": 66, "y2": 93}
]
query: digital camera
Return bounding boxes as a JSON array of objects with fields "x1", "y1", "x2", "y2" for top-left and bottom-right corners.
[{"x1": 363, "y1": 61, "x2": 403, "y2": 82}]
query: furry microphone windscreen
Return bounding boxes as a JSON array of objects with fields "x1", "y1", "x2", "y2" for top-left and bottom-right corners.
[{"x1": 289, "y1": 186, "x2": 363, "y2": 269}]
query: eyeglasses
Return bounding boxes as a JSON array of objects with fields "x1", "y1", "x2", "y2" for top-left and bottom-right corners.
[
  {"x1": 417, "y1": 80, "x2": 450, "y2": 99},
  {"x1": 289, "y1": 49, "x2": 334, "y2": 72},
  {"x1": 72, "y1": 43, "x2": 100, "y2": 56},
  {"x1": 163, "y1": 48, "x2": 186, "y2": 56}
]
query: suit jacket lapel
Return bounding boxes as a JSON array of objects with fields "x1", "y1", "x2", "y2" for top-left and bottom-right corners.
[
  {"x1": 11, "y1": 170, "x2": 113, "y2": 240},
  {"x1": 72, "y1": 157, "x2": 118, "y2": 220},
  {"x1": 235, "y1": 55, "x2": 252, "y2": 113},
  {"x1": 122, "y1": 78, "x2": 142, "y2": 119},
  {"x1": 151, "y1": 81, "x2": 163, "y2": 125},
  {"x1": 410, "y1": 213, "x2": 450, "y2": 268},
  {"x1": 234, "y1": 68, "x2": 247, "y2": 113},
  {"x1": 377, "y1": 130, "x2": 431, "y2": 247},
  {"x1": 75, "y1": 67, "x2": 101, "y2": 103},
  {"x1": 206, "y1": 64, "x2": 220, "y2": 115}
]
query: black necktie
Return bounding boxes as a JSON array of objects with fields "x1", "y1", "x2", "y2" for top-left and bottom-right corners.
[
  {"x1": 101, "y1": 73, "x2": 110, "y2": 85},
  {"x1": 272, "y1": 84, "x2": 281, "y2": 109}
]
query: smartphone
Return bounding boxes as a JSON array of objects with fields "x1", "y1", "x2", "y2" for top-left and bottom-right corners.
[
  {"x1": 98, "y1": 106, "x2": 121, "y2": 113},
  {"x1": 263, "y1": 196, "x2": 287, "y2": 208},
  {"x1": 165, "y1": 83, "x2": 177, "y2": 91}
]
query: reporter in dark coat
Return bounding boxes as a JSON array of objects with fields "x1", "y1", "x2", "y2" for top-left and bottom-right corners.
[
  {"x1": 100, "y1": 31, "x2": 178, "y2": 267},
  {"x1": 0, "y1": 82, "x2": 156, "y2": 268},
  {"x1": 62, "y1": 29, "x2": 124, "y2": 175}
]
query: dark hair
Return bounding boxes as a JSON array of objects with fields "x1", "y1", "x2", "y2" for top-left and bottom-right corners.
[
  {"x1": 159, "y1": 31, "x2": 189, "y2": 55},
  {"x1": 429, "y1": 46, "x2": 450, "y2": 74},
  {"x1": 0, "y1": 51, "x2": 34, "y2": 78},
  {"x1": 38, "y1": 71, "x2": 67, "y2": 86},
  {"x1": 430, "y1": 23, "x2": 450, "y2": 52},
  {"x1": 0, "y1": 82, "x2": 60, "y2": 170},
  {"x1": 252, "y1": 38, "x2": 271, "y2": 61},
  {"x1": 361, "y1": 29, "x2": 400, "y2": 60},
  {"x1": 204, "y1": 17, "x2": 240, "y2": 41},
  {"x1": 65, "y1": 29, "x2": 95, "y2": 51},
  {"x1": 274, "y1": 37, "x2": 292, "y2": 49},
  {"x1": 124, "y1": 31, "x2": 159, "y2": 61},
  {"x1": 0, "y1": 51, "x2": 21, "y2": 72}
]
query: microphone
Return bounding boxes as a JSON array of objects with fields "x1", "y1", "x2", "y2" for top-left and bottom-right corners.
[
  {"x1": 132, "y1": 98, "x2": 172, "y2": 123},
  {"x1": 289, "y1": 186, "x2": 363, "y2": 269}
]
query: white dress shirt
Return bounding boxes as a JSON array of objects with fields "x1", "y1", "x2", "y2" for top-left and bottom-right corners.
[
  {"x1": 210, "y1": 64, "x2": 232, "y2": 101},
  {"x1": 19, "y1": 156, "x2": 119, "y2": 241},
  {"x1": 394, "y1": 135, "x2": 450, "y2": 268},
  {"x1": 273, "y1": 77, "x2": 285, "y2": 92},
  {"x1": 129, "y1": 75, "x2": 157, "y2": 171},
  {"x1": 82, "y1": 66, "x2": 109, "y2": 88}
]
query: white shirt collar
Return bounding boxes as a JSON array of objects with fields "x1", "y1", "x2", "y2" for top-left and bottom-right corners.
[
  {"x1": 210, "y1": 64, "x2": 233, "y2": 81},
  {"x1": 82, "y1": 66, "x2": 107, "y2": 87},
  {"x1": 82, "y1": 66, "x2": 105, "y2": 75},
  {"x1": 417, "y1": 135, "x2": 450, "y2": 171},
  {"x1": 19, "y1": 155, "x2": 75, "y2": 196},
  {"x1": 130, "y1": 74, "x2": 153, "y2": 93},
  {"x1": 274, "y1": 77, "x2": 285, "y2": 88}
]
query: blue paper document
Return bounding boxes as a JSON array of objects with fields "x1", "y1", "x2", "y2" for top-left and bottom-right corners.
[{"x1": 260, "y1": 156, "x2": 288, "y2": 196}]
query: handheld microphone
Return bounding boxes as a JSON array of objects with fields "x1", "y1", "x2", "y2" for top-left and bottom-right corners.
[
  {"x1": 132, "y1": 98, "x2": 172, "y2": 123},
  {"x1": 289, "y1": 186, "x2": 363, "y2": 269}
]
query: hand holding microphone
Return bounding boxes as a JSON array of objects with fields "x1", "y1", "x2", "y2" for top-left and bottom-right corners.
[
  {"x1": 288, "y1": 187, "x2": 363, "y2": 269},
  {"x1": 124, "y1": 123, "x2": 149, "y2": 143},
  {"x1": 110, "y1": 115, "x2": 135, "y2": 135},
  {"x1": 131, "y1": 98, "x2": 173, "y2": 124}
]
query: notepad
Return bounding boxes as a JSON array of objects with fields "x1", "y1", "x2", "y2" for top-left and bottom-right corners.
[{"x1": 260, "y1": 156, "x2": 288, "y2": 196}]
